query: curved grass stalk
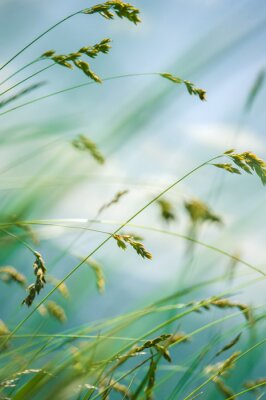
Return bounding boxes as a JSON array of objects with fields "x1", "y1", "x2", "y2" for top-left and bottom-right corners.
[
  {"x1": 0, "y1": 73, "x2": 160, "y2": 117},
  {"x1": 0, "y1": 11, "x2": 81, "y2": 72},
  {"x1": 89, "y1": 308, "x2": 266, "y2": 400},
  {"x1": 0, "y1": 227, "x2": 36, "y2": 255},
  {"x1": 0, "y1": 63, "x2": 54, "y2": 97},
  {"x1": 183, "y1": 338, "x2": 266, "y2": 400},
  {"x1": 10, "y1": 218, "x2": 265, "y2": 277},
  {"x1": 0, "y1": 58, "x2": 41, "y2": 86},
  {"x1": 49, "y1": 283, "x2": 265, "y2": 387},
  {"x1": 226, "y1": 382, "x2": 266, "y2": 399},
  {"x1": 2, "y1": 154, "x2": 221, "y2": 345}
]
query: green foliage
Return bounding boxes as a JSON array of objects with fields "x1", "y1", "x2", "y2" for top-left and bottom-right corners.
[{"x1": 0, "y1": 1, "x2": 265, "y2": 399}]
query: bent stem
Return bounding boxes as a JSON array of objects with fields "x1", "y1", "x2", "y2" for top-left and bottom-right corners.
[
  {"x1": 3, "y1": 154, "x2": 221, "y2": 345},
  {"x1": 7, "y1": 219, "x2": 266, "y2": 277},
  {"x1": 0, "y1": 58, "x2": 41, "y2": 86},
  {"x1": 0, "y1": 73, "x2": 159, "y2": 117},
  {"x1": 0, "y1": 63, "x2": 54, "y2": 97},
  {"x1": 0, "y1": 11, "x2": 81, "y2": 72}
]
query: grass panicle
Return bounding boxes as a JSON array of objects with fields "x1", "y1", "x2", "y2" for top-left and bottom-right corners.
[
  {"x1": 214, "y1": 378, "x2": 235, "y2": 399},
  {"x1": 213, "y1": 150, "x2": 266, "y2": 185},
  {"x1": 184, "y1": 199, "x2": 222, "y2": 226},
  {"x1": 113, "y1": 234, "x2": 152, "y2": 260},
  {"x1": 0, "y1": 266, "x2": 26, "y2": 286},
  {"x1": 83, "y1": 1, "x2": 141, "y2": 25},
  {"x1": 205, "y1": 351, "x2": 240, "y2": 377},
  {"x1": 98, "y1": 190, "x2": 129, "y2": 215},
  {"x1": 47, "y1": 276, "x2": 70, "y2": 298},
  {"x1": 22, "y1": 251, "x2": 47, "y2": 307},
  {"x1": 215, "y1": 333, "x2": 242, "y2": 357},
  {"x1": 41, "y1": 39, "x2": 112, "y2": 82},
  {"x1": 83, "y1": 257, "x2": 105, "y2": 294},
  {"x1": 244, "y1": 378, "x2": 266, "y2": 391},
  {"x1": 157, "y1": 198, "x2": 176, "y2": 222},
  {"x1": 72, "y1": 134, "x2": 105, "y2": 163},
  {"x1": 160, "y1": 73, "x2": 207, "y2": 101},
  {"x1": 145, "y1": 356, "x2": 157, "y2": 400},
  {"x1": 46, "y1": 301, "x2": 67, "y2": 323},
  {"x1": 0, "y1": 320, "x2": 10, "y2": 350}
]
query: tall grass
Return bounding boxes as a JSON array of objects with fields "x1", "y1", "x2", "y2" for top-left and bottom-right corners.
[{"x1": 0, "y1": 1, "x2": 265, "y2": 399}]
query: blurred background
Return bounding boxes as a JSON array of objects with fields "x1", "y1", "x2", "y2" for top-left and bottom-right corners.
[{"x1": 0, "y1": 1, "x2": 265, "y2": 397}]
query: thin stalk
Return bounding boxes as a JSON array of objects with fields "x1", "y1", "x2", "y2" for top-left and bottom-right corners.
[
  {"x1": 0, "y1": 11, "x2": 81, "y2": 72},
  {"x1": 0, "y1": 227, "x2": 36, "y2": 255},
  {"x1": 0, "y1": 58, "x2": 41, "y2": 86},
  {"x1": 0, "y1": 63, "x2": 54, "y2": 97},
  {"x1": 226, "y1": 382, "x2": 266, "y2": 399},
  {"x1": 11, "y1": 219, "x2": 265, "y2": 277},
  {"x1": 0, "y1": 73, "x2": 159, "y2": 117},
  {"x1": 3, "y1": 154, "x2": 221, "y2": 345},
  {"x1": 183, "y1": 338, "x2": 266, "y2": 400}
]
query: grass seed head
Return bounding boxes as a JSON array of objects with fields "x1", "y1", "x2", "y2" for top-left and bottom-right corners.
[
  {"x1": 214, "y1": 378, "x2": 236, "y2": 399},
  {"x1": 205, "y1": 351, "x2": 240, "y2": 377},
  {"x1": 160, "y1": 73, "x2": 206, "y2": 101},
  {"x1": 22, "y1": 251, "x2": 46, "y2": 307},
  {"x1": 0, "y1": 320, "x2": 10, "y2": 350},
  {"x1": 72, "y1": 134, "x2": 105, "y2": 164},
  {"x1": 83, "y1": 258, "x2": 105, "y2": 294},
  {"x1": 46, "y1": 301, "x2": 67, "y2": 323},
  {"x1": 214, "y1": 151, "x2": 266, "y2": 185},
  {"x1": 157, "y1": 198, "x2": 176, "y2": 222},
  {"x1": 0, "y1": 266, "x2": 26, "y2": 286},
  {"x1": 184, "y1": 199, "x2": 222, "y2": 226},
  {"x1": 113, "y1": 234, "x2": 152, "y2": 259},
  {"x1": 83, "y1": 1, "x2": 141, "y2": 25}
]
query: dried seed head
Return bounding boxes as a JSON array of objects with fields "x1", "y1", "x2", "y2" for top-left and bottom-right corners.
[
  {"x1": 106, "y1": 378, "x2": 132, "y2": 399},
  {"x1": 72, "y1": 134, "x2": 105, "y2": 164},
  {"x1": 22, "y1": 251, "x2": 47, "y2": 307},
  {"x1": 211, "y1": 298, "x2": 253, "y2": 323},
  {"x1": 244, "y1": 377, "x2": 266, "y2": 390},
  {"x1": 0, "y1": 320, "x2": 10, "y2": 350},
  {"x1": 205, "y1": 351, "x2": 240, "y2": 377},
  {"x1": 157, "y1": 198, "x2": 176, "y2": 222},
  {"x1": 113, "y1": 234, "x2": 152, "y2": 260},
  {"x1": 214, "y1": 378, "x2": 235, "y2": 399},
  {"x1": 46, "y1": 301, "x2": 67, "y2": 323},
  {"x1": 83, "y1": 1, "x2": 141, "y2": 25},
  {"x1": 47, "y1": 276, "x2": 69, "y2": 298},
  {"x1": 0, "y1": 266, "x2": 26, "y2": 286},
  {"x1": 98, "y1": 190, "x2": 128, "y2": 215},
  {"x1": 83, "y1": 258, "x2": 105, "y2": 294},
  {"x1": 184, "y1": 199, "x2": 222, "y2": 225},
  {"x1": 160, "y1": 73, "x2": 207, "y2": 101},
  {"x1": 215, "y1": 333, "x2": 242, "y2": 357},
  {"x1": 145, "y1": 357, "x2": 157, "y2": 400}
]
